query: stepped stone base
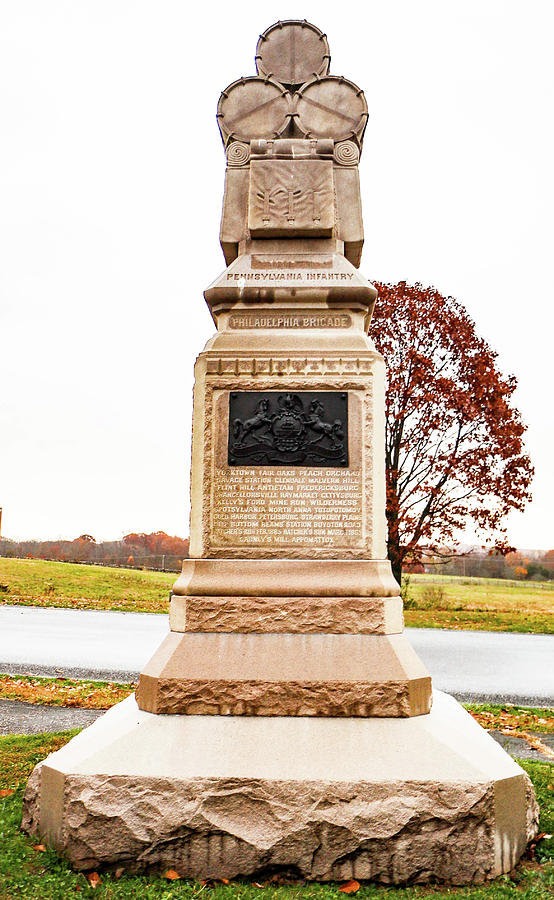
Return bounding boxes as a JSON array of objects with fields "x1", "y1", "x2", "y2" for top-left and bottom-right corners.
[
  {"x1": 170, "y1": 594, "x2": 403, "y2": 634},
  {"x1": 135, "y1": 631, "x2": 431, "y2": 717},
  {"x1": 22, "y1": 691, "x2": 537, "y2": 883},
  {"x1": 173, "y1": 559, "x2": 400, "y2": 599}
]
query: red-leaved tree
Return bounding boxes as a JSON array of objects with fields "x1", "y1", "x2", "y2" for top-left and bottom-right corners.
[{"x1": 371, "y1": 282, "x2": 533, "y2": 583}]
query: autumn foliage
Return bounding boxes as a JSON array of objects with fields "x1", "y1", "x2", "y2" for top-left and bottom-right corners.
[
  {"x1": 122, "y1": 531, "x2": 188, "y2": 556},
  {"x1": 0, "y1": 531, "x2": 189, "y2": 568},
  {"x1": 371, "y1": 283, "x2": 533, "y2": 582}
]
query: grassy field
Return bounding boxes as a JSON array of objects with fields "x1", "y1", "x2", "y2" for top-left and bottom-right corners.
[
  {"x1": 0, "y1": 558, "x2": 174, "y2": 613},
  {"x1": 402, "y1": 574, "x2": 554, "y2": 633},
  {"x1": 0, "y1": 558, "x2": 553, "y2": 632},
  {"x1": 0, "y1": 730, "x2": 552, "y2": 899}
]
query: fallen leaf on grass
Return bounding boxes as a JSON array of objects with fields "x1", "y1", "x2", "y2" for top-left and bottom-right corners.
[
  {"x1": 220, "y1": 878, "x2": 230, "y2": 884},
  {"x1": 526, "y1": 832, "x2": 552, "y2": 859},
  {"x1": 0, "y1": 673, "x2": 135, "y2": 709},
  {"x1": 0, "y1": 789, "x2": 14, "y2": 797},
  {"x1": 87, "y1": 872, "x2": 101, "y2": 888},
  {"x1": 33, "y1": 844, "x2": 46, "y2": 852},
  {"x1": 164, "y1": 869, "x2": 181, "y2": 880},
  {"x1": 339, "y1": 880, "x2": 360, "y2": 893},
  {"x1": 468, "y1": 707, "x2": 554, "y2": 736},
  {"x1": 253, "y1": 882, "x2": 265, "y2": 888}
]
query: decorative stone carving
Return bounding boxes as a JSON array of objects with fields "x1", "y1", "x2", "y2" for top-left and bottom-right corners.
[
  {"x1": 226, "y1": 141, "x2": 250, "y2": 166},
  {"x1": 216, "y1": 20, "x2": 367, "y2": 265},
  {"x1": 248, "y1": 159, "x2": 334, "y2": 236},
  {"x1": 295, "y1": 76, "x2": 368, "y2": 142},
  {"x1": 334, "y1": 140, "x2": 360, "y2": 166},
  {"x1": 216, "y1": 77, "x2": 292, "y2": 145},
  {"x1": 255, "y1": 20, "x2": 330, "y2": 86},
  {"x1": 204, "y1": 356, "x2": 376, "y2": 376}
]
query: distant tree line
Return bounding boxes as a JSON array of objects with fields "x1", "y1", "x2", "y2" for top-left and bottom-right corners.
[
  {"x1": 0, "y1": 532, "x2": 190, "y2": 572},
  {"x1": 404, "y1": 549, "x2": 554, "y2": 581}
]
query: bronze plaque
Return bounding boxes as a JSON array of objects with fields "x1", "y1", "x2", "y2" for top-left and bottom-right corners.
[{"x1": 228, "y1": 391, "x2": 348, "y2": 467}]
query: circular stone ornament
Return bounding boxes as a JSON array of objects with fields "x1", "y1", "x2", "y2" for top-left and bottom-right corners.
[
  {"x1": 296, "y1": 76, "x2": 368, "y2": 143},
  {"x1": 226, "y1": 141, "x2": 251, "y2": 166},
  {"x1": 255, "y1": 20, "x2": 330, "y2": 87},
  {"x1": 217, "y1": 77, "x2": 292, "y2": 145},
  {"x1": 333, "y1": 140, "x2": 360, "y2": 166}
]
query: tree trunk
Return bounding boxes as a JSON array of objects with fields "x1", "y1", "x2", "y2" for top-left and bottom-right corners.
[
  {"x1": 391, "y1": 556, "x2": 402, "y2": 587},
  {"x1": 385, "y1": 484, "x2": 403, "y2": 588}
]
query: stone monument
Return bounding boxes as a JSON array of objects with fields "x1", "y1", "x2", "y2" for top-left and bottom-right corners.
[{"x1": 23, "y1": 20, "x2": 538, "y2": 883}]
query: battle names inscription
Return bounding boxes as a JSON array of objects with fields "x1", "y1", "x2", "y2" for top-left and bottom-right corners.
[{"x1": 212, "y1": 467, "x2": 363, "y2": 548}]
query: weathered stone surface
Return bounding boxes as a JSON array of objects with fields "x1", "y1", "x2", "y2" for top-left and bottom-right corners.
[
  {"x1": 137, "y1": 676, "x2": 428, "y2": 718},
  {"x1": 135, "y1": 631, "x2": 432, "y2": 717},
  {"x1": 20, "y1": 766, "x2": 40, "y2": 835},
  {"x1": 22, "y1": 693, "x2": 539, "y2": 882},
  {"x1": 21, "y1": 772, "x2": 501, "y2": 880},
  {"x1": 170, "y1": 594, "x2": 403, "y2": 634}
]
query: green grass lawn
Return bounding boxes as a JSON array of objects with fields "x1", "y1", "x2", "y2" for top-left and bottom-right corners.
[
  {"x1": 0, "y1": 558, "x2": 174, "y2": 613},
  {"x1": 0, "y1": 558, "x2": 553, "y2": 632},
  {"x1": 0, "y1": 730, "x2": 552, "y2": 899},
  {"x1": 402, "y1": 574, "x2": 554, "y2": 633}
]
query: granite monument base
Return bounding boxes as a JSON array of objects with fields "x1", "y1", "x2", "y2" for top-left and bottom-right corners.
[{"x1": 22, "y1": 691, "x2": 537, "y2": 884}]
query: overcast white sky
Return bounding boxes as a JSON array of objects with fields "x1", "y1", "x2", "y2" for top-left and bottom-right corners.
[{"x1": 1, "y1": 0, "x2": 553, "y2": 550}]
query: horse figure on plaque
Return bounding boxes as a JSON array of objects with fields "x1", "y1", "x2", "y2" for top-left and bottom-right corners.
[{"x1": 228, "y1": 392, "x2": 348, "y2": 466}]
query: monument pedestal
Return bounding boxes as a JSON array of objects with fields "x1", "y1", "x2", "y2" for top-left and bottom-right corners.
[
  {"x1": 21, "y1": 241, "x2": 539, "y2": 888},
  {"x1": 21, "y1": 249, "x2": 539, "y2": 886},
  {"x1": 22, "y1": 691, "x2": 537, "y2": 883}
]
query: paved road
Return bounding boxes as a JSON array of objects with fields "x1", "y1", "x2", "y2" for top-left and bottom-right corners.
[
  {"x1": 0, "y1": 606, "x2": 165, "y2": 682},
  {"x1": 0, "y1": 699, "x2": 103, "y2": 735},
  {"x1": 0, "y1": 605, "x2": 552, "y2": 705}
]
